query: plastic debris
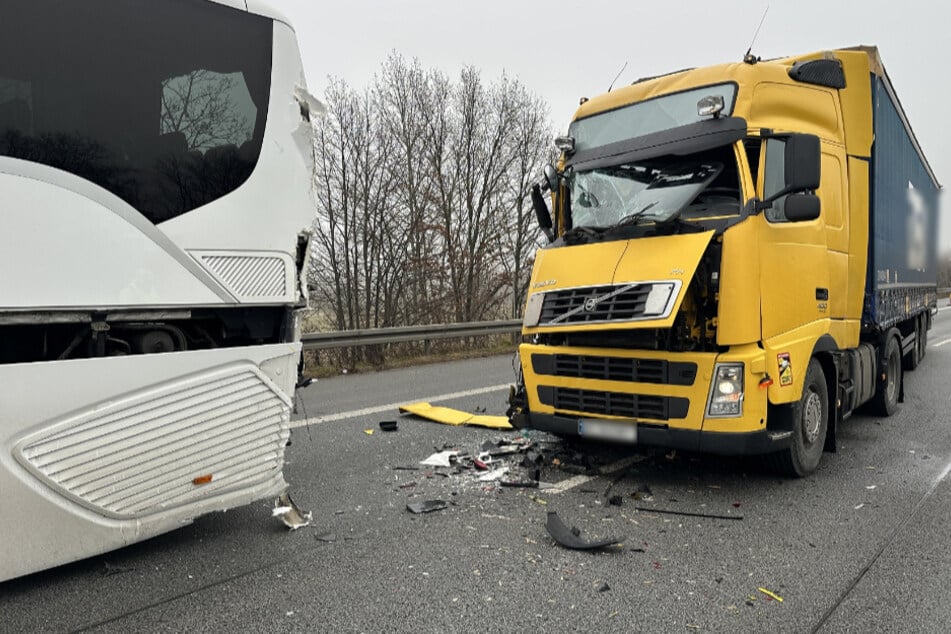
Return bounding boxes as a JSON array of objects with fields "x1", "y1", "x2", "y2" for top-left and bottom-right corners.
[
  {"x1": 608, "y1": 495, "x2": 623, "y2": 506},
  {"x1": 379, "y1": 420, "x2": 398, "y2": 432},
  {"x1": 546, "y1": 512, "x2": 622, "y2": 550},
  {"x1": 406, "y1": 500, "x2": 448, "y2": 514},
  {"x1": 420, "y1": 450, "x2": 460, "y2": 468},
  {"x1": 597, "y1": 582, "x2": 611, "y2": 593},
  {"x1": 364, "y1": 429, "x2": 374, "y2": 435},
  {"x1": 758, "y1": 587, "x2": 784, "y2": 602},
  {"x1": 398, "y1": 402, "x2": 512, "y2": 429},
  {"x1": 634, "y1": 506, "x2": 743, "y2": 521},
  {"x1": 272, "y1": 491, "x2": 312, "y2": 530},
  {"x1": 315, "y1": 533, "x2": 336, "y2": 543},
  {"x1": 633, "y1": 484, "x2": 653, "y2": 500},
  {"x1": 478, "y1": 467, "x2": 510, "y2": 482}
]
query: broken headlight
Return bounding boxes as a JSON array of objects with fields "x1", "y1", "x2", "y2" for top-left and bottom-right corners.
[{"x1": 706, "y1": 362, "x2": 744, "y2": 418}]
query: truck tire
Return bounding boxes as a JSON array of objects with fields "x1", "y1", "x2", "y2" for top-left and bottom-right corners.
[
  {"x1": 871, "y1": 333, "x2": 902, "y2": 416},
  {"x1": 768, "y1": 359, "x2": 828, "y2": 477},
  {"x1": 903, "y1": 315, "x2": 922, "y2": 371}
]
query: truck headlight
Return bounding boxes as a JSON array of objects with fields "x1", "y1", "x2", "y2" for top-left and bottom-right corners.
[{"x1": 706, "y1": 363, "x2": 744, "y2": 417}]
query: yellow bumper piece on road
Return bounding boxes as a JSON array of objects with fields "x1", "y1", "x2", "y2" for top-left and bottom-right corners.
[{"x1": 398, "y1": 402, "x2": 513, "y2": 430}]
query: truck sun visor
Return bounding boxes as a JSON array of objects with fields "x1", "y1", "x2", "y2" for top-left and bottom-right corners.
[{"x1": 565, "y1": 117, "x2": 747, "y2": 172}]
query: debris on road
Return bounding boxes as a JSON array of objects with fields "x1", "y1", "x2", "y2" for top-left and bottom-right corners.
[
  {"x1": 273, "y1": 491, "x2": 312, "y2": 530},
  {"x1": 379, "y1": 420, "x2": 399, "y2": 432},
  {"x1": 420, "y1": 450, "x2": 460, "y2": 468},
  {"x1": 399, "y1": 402, "x2": 513, "y2": 430},
  {"x1": 407, "y1": 500, "x2": 449, "y2": 514},
  {"x1": 477, "y1": 467, "x2": 510, "y2": 482},
  {"x1": 758, "y1": 587, "x2": 784, "y2": 602},
  {"x1": 546, "y1": 511, "x2": 623, "y2": 550},
  {"x1": 315, "y1": 533, "x2": 337, "y2": 543},
  {"x1": 596, "y1": 581, "x2": 611, "y2": 593},
  {"x1": 634, "y1": 506, "x2": 743, "y2": 521},
  {"x1": 363, "y1": 429, "x2": 374, "y2": 435}
]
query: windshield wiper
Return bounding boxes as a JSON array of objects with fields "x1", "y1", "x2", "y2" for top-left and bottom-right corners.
[
  {"x1": 603, "y1": 200, "x2": 658, "y2": 232},
  {"x1": 561, "y1": 225, "x2": 606, "y2": 245}
]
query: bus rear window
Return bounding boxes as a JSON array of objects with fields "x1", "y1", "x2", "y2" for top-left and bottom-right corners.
[{"x1": 0, "y1": 0, "x2": 272, "y2": 223}]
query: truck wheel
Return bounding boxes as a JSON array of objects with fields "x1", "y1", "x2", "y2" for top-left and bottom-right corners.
[
  {"x1": 768, "y1": 359, "x2": 828, "y2": 477},
  {"x1": 903, "y1": 315, "x2": 922, "y2": 371},
  {"x1": 871, "y1": 334, "x2": 902, "y2": 416}
]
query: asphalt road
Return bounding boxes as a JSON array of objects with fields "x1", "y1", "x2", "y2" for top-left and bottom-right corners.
[{"x1": 3, "y1": 308, "x2": 951, "y2": 633}]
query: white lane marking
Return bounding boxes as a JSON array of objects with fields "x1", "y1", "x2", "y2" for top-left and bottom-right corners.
[
  {"x1": 931, "y1": 337, "x2": 951, "y2": 348},
  {"x1": 292, "y1": 383, "x2": 510, "y2": 428},
  {"x1": 547, "y1": 454, "x2": 646, "y2": 495}
]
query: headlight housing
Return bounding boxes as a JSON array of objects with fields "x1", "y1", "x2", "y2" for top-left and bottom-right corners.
[{"x1": 706, "y1": 362, "x2": 744, "y2": 417}]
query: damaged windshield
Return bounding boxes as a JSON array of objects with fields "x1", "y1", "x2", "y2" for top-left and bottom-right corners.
[{"x1": 567, "y1": 145, "x2": 742, "y2": 232}]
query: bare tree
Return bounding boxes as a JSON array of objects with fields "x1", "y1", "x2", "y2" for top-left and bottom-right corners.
[
  {"x1": 309, "y1": 54, "x2": 554, "y2": 353},
  {"x1": 160, "y1": 70, "x2": 252, "y2": 151}
]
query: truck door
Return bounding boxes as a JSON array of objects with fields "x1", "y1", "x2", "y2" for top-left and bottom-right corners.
[{"x1": 757, "y1": 137, "x2": 831, "y2": 339}]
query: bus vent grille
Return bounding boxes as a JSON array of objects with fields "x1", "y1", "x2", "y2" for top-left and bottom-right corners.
[
  {"x1": 18, "y1": 367, "x2": 290, "y2": 518},
  {"x1": 200, "y1": 254, "x2": 287, "y2": 300}
]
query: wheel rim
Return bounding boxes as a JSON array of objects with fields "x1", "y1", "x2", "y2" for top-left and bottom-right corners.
[
  {"x1": 802, "y1": 388, "x2": 823, "y2": 445},
  {"x1": 886, "y1": 347, "x2": 900, "y2": 402}
]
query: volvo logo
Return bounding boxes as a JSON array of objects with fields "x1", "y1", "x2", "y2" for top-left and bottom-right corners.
[{"x1": 583, "y1": 296, "x2": 600, "y2": 312}]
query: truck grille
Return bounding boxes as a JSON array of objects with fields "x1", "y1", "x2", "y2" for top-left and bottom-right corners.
[
  {"x1": 537, "y1": 386, "x2": 689, "y2": 421},
  {"x1": 531, "y1": 354, "x2": 697, "y2": 386},
  {"x1": 538, "y1": 282, "x2": 677, "y2": 325}
]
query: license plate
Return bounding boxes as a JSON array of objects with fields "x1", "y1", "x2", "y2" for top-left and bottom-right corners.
[{"x1": 577, "y1": 419, "x2": 637, "y2": 443}]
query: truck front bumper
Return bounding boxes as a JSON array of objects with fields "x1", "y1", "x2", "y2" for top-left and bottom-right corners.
[{"x1": 516, "y1": 412, "x2": 791, "y2": 456}]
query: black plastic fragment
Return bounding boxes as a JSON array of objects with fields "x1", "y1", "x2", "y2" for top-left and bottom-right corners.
[
  {"x1": 379, "y1": 420, "x2": 398, "y2": 432},
  {"x1": 608, "y1": 495, "x2": 623, "y2": 506},
  {"x1": 407, "y1": 500, "x2": 448, "y2": 514},
  {"x1": 634, "y1": 506, "x2": 743, "y2": 521},
  {"x1": 788, "y1": 58, "x2": 846, "y2": 89},
  {"x1": 545, "y1": 512, "x2": 622, "y2": 550}
]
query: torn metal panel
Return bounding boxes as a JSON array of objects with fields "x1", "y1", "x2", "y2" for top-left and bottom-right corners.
[
  {"x1": 399, "y1": 402, "x2": 513, "y2": 430},
  {"x1": 545, "y1": 512, "x2": 623, "y2": 550}
]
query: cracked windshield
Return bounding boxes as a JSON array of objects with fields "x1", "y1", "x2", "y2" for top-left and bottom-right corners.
[{"x1": 569, "y1": 152, "x2": 740, "y2": 230}]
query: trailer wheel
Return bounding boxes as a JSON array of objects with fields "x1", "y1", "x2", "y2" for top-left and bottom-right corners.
[
  {"x1": 768, "y1": 359, "x2": 828, "y2": 477},
  {"x1": 903, "y1": 315, "x2": 923, "y2": 371},
  {"x1": 871, "y1": 333, "x2": 902, "y2": 416}
]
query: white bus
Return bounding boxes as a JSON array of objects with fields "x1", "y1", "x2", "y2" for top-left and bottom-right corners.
[{"x1": 0, "y1": 0, "x2": 316, "y2": 581}]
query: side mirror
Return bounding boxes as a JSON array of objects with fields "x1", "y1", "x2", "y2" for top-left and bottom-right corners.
[
  {"x1": 531, "y1": 184, "x2": 554, "y2": 242},
  {"x1": 784, "y1": 133, "x2": 820, "y2": 191},
  {"x1": 784, "y1": 193, "x2": 821, "y2": 222},
  {"x1": 543, "y1": 164, "x2": 558, "y2": 193},
  {"x1": 756, "y1": 133, "x2": 821, "y2": 213}
]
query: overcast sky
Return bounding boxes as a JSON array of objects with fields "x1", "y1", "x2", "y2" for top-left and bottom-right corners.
[{"x1": 274, "y1": 0, "x2": 949, "y2": 253}]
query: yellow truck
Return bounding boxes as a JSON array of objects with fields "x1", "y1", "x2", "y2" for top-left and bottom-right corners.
[{"x1": 508, "y1": 46, "x2": 940, "y2": 476}]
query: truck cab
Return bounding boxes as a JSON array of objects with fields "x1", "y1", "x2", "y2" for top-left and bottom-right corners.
[{"x1": 509, "y1": 47, "x2": 940, "y2": 476}]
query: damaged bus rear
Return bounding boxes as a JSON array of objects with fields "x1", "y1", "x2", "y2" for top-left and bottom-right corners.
[{"x1": 0, "y1": 0, "x2": 316, "y2": 581}]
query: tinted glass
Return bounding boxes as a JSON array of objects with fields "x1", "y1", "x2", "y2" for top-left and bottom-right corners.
[
  {"x1": 569, "y1": 83, "x2": 737, "y2": 152},
  {"x1": 762, "y1": 138, "x2": 789, "y2": 222},
  {"x1": 0, "y1": 0, "x2": 272, "y2": 223}
]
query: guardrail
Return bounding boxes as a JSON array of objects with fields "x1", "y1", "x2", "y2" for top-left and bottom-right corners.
[
  {"x1": 304, "y1": 286, "x2": 951, "y2": 350},
  {"x1": 301, "y1": 319, "x2": 522, "y2": 350}
]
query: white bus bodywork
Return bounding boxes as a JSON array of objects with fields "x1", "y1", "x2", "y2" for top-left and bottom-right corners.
[{"x1": 0, "y1": 0, "x2": 316, "y2": 581}]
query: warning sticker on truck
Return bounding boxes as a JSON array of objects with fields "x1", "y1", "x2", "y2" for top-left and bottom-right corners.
[{"x1": 777, "y1": 352, "x2": 793, "y2": 386}]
